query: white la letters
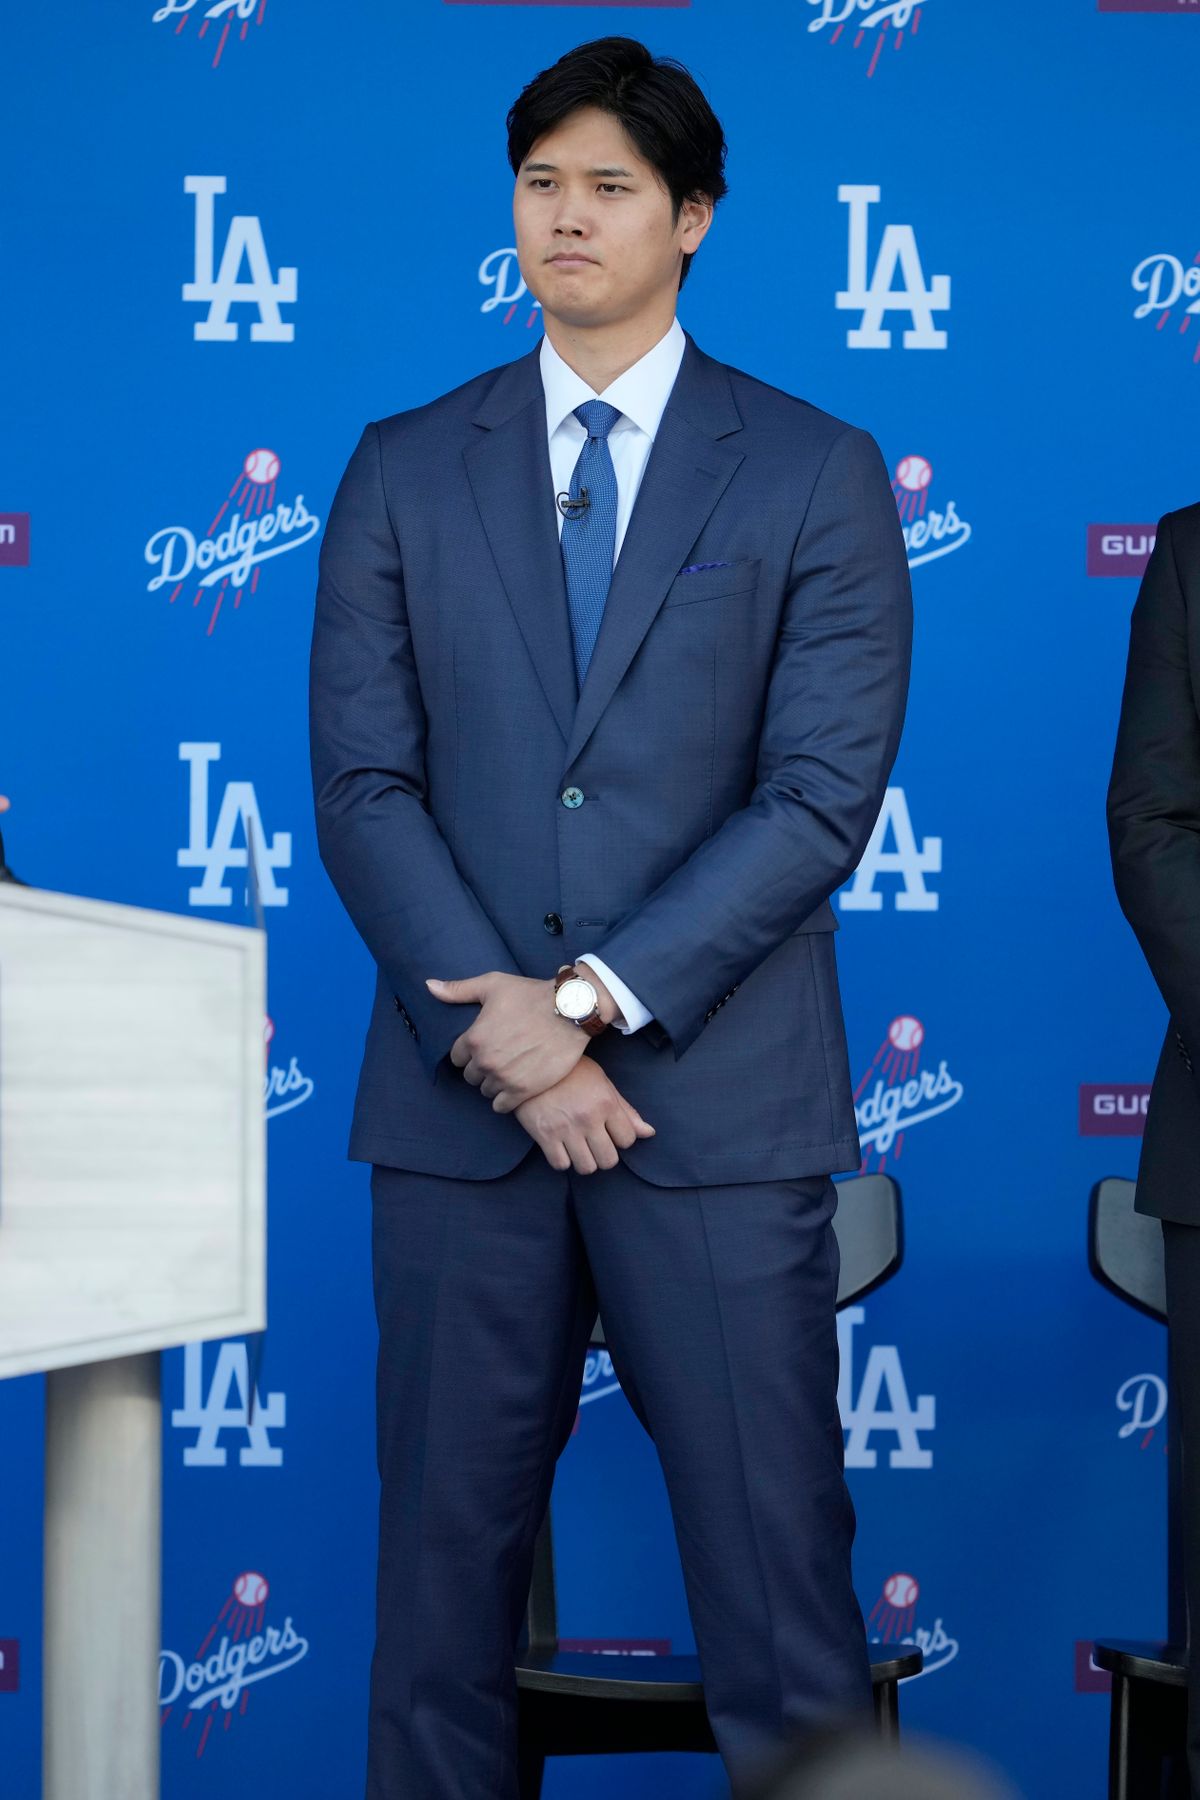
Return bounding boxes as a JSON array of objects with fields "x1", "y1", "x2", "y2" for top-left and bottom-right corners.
[
  {"x1": 177, "y1": 741, "x2": 291, "y2": 907},
  {"x1": 171, "y1": 1341, "x2": 286, "y2": 1467},
  {"x1": 183, "y1": 176, "x2": 297, "y2": 342},
  {"x1": 837, "y1": 185, "x2": 950, "y2": 350},
  {"x1": 838, "y1": 1306, "x2": 935, "y2": 1469},
  {"x1": 840, "y1": 787, "x2": 942, "y2": 913}
]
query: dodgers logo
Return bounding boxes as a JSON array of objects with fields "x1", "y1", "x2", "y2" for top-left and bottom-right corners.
[
  {"x1": 1131, "y1": 246, "x2": 1200, "y2": 366},
  {"x1": 178, "y1": 742, "x2": 291, "y2": 908},
  {"x1": 1116, "y1": 1374, "x2": 1167, "y2": 1450},
  {"x1": 852, "y1": 1015, "x2": 965, "y2": 1171},
  {"x1": 838, "y1": 1307, "x2": 935, "y2": 1468},
  {"x1": 868, "y1": 1572, "x2": 959, "y2": 1676},
  {"x1": 153, "y1": 0, "x2": 266, "y2": 68},
  {"x1": 807, "y1": 1, "x2": 927, "y2": 77},
  {"x1": 479, "y1": 246, "x2": 543, "y2": 329},
  {"x1": 146, "y1": 450, "x2": 319, "y2": 635},
  {"x1": 171, "y1": 1340, "x2": 286, "y2": 1467},
  {"x1": 837, "y1": 185, "x2": 950, "y2": 349},
  {"x1": 160, "y1": 1572, "x2": 308, "y2": 1758},
  {"x1": 840, "y1": 787, "x2": 942, "y2": 914},
  {"x1": 263, "y1": 1016, "x2": 314, "y2": 1121},
  {"x1": 183, "y1": 177, "x2": 296, "y2": 343},
  {"x1": 891, "y1": 455, "x2": 971, "y2": 570},
  {"x1": 579, "y1": 1348, "x2": 621, "y2": 1408}
]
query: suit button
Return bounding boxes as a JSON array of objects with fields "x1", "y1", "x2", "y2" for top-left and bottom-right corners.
[
  {"x1": 560, "y1": 787, "x2": 585, "y2": 809},
  {"x1": 544, "y1": 912, "x2": 563, "y2": 934}
]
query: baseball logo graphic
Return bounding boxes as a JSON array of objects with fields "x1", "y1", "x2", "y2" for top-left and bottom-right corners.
[
  {"x1": 234, "y1": 1570, "x2": 269, "y2": 1608},
  {"x1": 888, "y1": 448, "x2": 973, "y2": 565},
  {"x1": 869, "y1": 1569, "x2": 921, "y2": 1643},
  {"x1": 888, "y1": 1015, "x2": 925, "y2": 1053},
  {"x1": 805, "y1": 0, "x2": 930, "y2": 80},
  {"x1": 153, "y1": 0, "x2": 269, "y2": 73},
  {"x1": 884, "y1": 1572, "x2": 920, "y2": 1609},
  {"x1": 894, "y1": 455, "x2": 933, "y2": 494},
  {"x1": 145, "y1": 447, "x2": 320, "y2": 636},
  {"x1": 853, "y1": 1012, "x2": 964, "y2": 1171},
  {"x1": 159, "y1": 1567, "x2": 311, "y2": 1759},
  {"x1": 243, "y1": 448, "x2": 280, "y2": 485}
]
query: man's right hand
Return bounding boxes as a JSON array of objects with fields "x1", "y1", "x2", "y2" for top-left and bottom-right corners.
[{"x1": 515, "y1": 1055, "x2": 655, "y2": 1175}]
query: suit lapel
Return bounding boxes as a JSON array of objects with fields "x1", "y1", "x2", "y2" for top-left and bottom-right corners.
[
  {"x1": 462, "y1": 341, "x2": 579, "y2": 747},
  {"x1": 462, "y1": 328, "x2": 745, "y2": 768}
]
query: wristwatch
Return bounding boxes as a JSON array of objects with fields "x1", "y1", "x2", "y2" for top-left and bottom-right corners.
[{"x1": 553, "y1": 963, "x2": 609, "y2": 1038}]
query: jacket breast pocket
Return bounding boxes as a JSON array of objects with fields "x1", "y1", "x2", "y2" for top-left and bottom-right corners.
[{"x1": 660, "y1": 556, "x2": 762, "y2": 609}]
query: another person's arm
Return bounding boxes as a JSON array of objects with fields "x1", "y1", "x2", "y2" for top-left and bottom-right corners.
[{"x1": 1107, "y1": 508, "x2": 1200, "y2": 1072}]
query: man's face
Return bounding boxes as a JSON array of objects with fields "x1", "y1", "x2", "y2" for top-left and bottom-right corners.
[{"x1": 513, "y1": 104, "x2": 710, "y2": 329}]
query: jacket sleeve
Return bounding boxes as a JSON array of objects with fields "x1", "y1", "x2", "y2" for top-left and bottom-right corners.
[
  {"x1": 584, "y1": 424, "x2": 913, "y2": 1061},
  {"x1": 1107, "y1": 510, "x2": 1200, "y2": 1076},
  {"x1": 308, "y1": 421, "x2": 524, "y2": 1082}
]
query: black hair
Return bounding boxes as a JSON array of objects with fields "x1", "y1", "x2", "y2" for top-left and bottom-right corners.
[{"x1": 507, "y1": 36, "x2": 728, "y2": 293}]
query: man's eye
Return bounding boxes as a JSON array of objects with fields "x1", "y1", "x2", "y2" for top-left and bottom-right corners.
[{"x1": 527, "y1": 180, "x2": 627, "y2": 193}]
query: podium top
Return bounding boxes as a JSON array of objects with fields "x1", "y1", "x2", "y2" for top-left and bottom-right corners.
[{"x1": 0, "y1": 884, "x2": 266, "y2": 1377}]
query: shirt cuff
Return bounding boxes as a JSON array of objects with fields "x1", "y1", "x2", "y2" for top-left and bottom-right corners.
[{"x1": 575, "y1": 955, "x2": 653, "y2": 1035}]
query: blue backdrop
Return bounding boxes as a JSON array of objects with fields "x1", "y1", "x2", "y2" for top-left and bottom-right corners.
[{"x1": 1, "y1": 3, "x2": 1197, "y2": 1794}]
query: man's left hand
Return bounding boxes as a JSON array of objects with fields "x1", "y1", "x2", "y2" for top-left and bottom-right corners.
[{"x1": 426, "y1": 968, "x2": 619, "y2": 1112}]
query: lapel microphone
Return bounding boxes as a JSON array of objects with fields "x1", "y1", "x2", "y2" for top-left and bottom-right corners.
[{"x1": 556, "y1": 488, "x2": 590, "y2": 518}]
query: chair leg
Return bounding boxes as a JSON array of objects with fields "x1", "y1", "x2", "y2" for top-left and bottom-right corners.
[
  {"x1": 1108, "y1": 1676, "x2": 1130, "y2": 1800},
  {"x1": 517, "y1": 1712, "x2": 546, "y2": 1800},
  {"x1": 872, "y1": 1678, "x2": 900, "y2": 1744},
  {"x1": 1107, "y1": 1673, "x2": 1189, "y2": 1800}
]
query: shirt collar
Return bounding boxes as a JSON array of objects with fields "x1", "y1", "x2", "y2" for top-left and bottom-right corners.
[{"x1": 539, "y1": 315, "x2": 686, "y2": 442}]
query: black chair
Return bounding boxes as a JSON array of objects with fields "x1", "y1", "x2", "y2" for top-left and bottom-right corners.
[
  {"x1": 515, "y1": 1172, "x2": 924, "y2": 1796},
  {"x1": 1088, "y1": 1176, "x2": 1190, "y2": 1799}
]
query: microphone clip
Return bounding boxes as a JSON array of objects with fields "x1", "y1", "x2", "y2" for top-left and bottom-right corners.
[{"x1": 557, "y1": 488, "x2": 590, "y2": 518}]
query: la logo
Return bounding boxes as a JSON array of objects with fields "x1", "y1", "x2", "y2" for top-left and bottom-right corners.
[
  {"x1": 840, "y1": 787, "x2": 941, "y2": 914},
  {"x1": 183, "y1": 175, "x2": 297, "y2": 342},
  {"x1": 837, "y1": 185, "x2": 950, "y2": 350},
  {"x1": 178, "y1": 741, "x2": 291, "y2": 908},
  {"x1": 838, "y1": 1307, "x2": 935, "y2": 1470},
  {"x1": 171, "y1": 1341, "x2": 286, "y2": 1467}
]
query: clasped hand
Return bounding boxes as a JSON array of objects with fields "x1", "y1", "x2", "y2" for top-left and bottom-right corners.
[{"x1": 425, "y1": 971, "x2": 655, "y2": 1175}]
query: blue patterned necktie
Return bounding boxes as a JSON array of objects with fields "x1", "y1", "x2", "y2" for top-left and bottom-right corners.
[{"x1": 560, "y1": 398, "x2": 622, "y2": 690}]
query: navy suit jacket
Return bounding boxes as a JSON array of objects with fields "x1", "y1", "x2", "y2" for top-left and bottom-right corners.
[{"x1": 308, "y1": 327, "x2": 912, "y2": 1185}]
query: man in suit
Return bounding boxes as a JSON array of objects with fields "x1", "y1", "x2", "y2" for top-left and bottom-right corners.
[
  {"x1": 1108, "y1": 501, "x2": 1200, "y2": 1798},
  {"x1": 310, "y1": 35, "x2": 912, "y2": 1798}
]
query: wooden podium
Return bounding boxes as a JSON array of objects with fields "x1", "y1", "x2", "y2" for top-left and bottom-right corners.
[{"x1": 0, "y1": 881, "x2": 266, "y2": 1800}]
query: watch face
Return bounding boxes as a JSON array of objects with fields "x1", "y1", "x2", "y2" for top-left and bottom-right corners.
[{"x1": 556, "y1": 976, "x2": 596, "y2": 1021}]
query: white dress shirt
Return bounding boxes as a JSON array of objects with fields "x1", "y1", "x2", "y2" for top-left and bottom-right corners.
[{"x1": 539, "y1": 315, "x2": 687, "y2": 1036}]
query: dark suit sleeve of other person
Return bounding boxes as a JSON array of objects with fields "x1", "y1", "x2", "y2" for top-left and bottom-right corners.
[
  {"x1": 309, "y1": 421, "x2": 524, "y2": 1082},
  {"x1": 585, "y1": 424, "x2": 913, "y2": 1062},
  {"x1": 1107, "y1": 507, "x2": 1200, "y2": 1088}
]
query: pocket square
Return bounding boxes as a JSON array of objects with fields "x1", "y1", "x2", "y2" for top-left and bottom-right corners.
[{"x1": 678, "y1": 559, "x2": 734, "y2": 575}]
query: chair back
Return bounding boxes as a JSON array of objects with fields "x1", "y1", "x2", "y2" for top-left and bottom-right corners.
[
  {"x1": 1088, "y1": 1176, "x2": 1183, "y2": 1642},
  {"x1": 535, "y1": 1175, "x2": 906, "y2": 1654},
  {"x1": 832, "y1": 1173, "x2": 903, "y2": 1308},
  {"x1": 1089, "y1": 1177, "x2": 1166, "y2": 1322},
  {"x1": 588, "y1": 1172, "x2": 903, "y2": 1349}
]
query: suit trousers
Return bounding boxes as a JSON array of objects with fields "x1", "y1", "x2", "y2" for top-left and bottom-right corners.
[
  {"x1": 365, "y1": 1142, "x2": 872, "y2": 1800},
  {"x1": 1163, "y1": 1219, "x2": 1200, "y2": 1798}
]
